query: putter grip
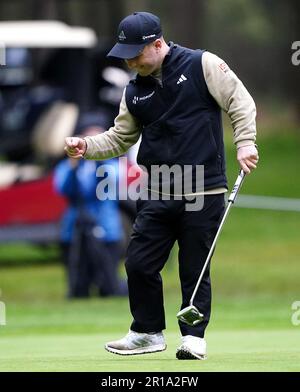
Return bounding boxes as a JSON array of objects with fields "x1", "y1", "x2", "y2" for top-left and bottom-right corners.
[{"x1": 228, "y1": 170, "x2": 245, "y2": 203}]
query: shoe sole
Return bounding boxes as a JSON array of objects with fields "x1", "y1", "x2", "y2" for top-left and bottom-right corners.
[
  {"x1": 176, "y1": 348, "x2": 207, "y2": 360},
  {"x1": 105, "y1": 344, "x2": 167, "y2": 356}
]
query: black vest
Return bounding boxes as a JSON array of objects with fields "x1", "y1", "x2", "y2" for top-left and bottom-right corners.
[{"x1": 126, "y1": 42, "x2": 227, "y2": 191}]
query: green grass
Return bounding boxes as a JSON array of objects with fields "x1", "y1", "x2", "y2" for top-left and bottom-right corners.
[
  {"x1": 1, "y1": 206, "x2": 300, "y2": 371},
  {"x1": 1, "y1": 330, "x2": 299, "y2": 372},
  {"x1": 0, "y1": 244, "x2": 60, "y2": 266},
  {"x1": 0, "y1": 131, "x2": 300, "y2": 371},
  {"x1": 223, "y1": 128, "x2": 300, "y2": 197},
  {"x1": 0, "y1": 293, "x2": 299, "y2": 372}
]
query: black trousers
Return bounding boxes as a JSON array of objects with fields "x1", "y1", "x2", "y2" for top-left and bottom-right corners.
[
  {"x1": 61, "y1": 237, "x2": 124, "y2": 298},
  {"x1": 125, "y1": 193, "x2": 225, "y2": 338}
]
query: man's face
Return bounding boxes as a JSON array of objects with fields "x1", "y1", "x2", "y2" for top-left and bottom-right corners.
[{"x1": 125, "y1": 41, "x2": 161, "y2": 76}]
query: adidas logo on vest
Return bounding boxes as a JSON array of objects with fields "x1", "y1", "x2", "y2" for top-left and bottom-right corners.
[{"x1": 177, "y1": 74, "x2": 188, "y2": 85}]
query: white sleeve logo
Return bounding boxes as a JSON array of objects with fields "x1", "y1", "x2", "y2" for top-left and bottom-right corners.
[
  {"x1": 0, "y1": 289, "x2": 6, "y2": 326},
  {"x1": 0, "y1": 42, "x2": 5, "y2": 65},
  {"x1": 291, "y1": 41, "x2": 300, "y2": 66},
  {"x1": 291, "y1": 301, "x2": 300, "y2": 326}
]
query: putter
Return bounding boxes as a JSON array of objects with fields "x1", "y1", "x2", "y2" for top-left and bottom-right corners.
[{"x1": 177, "y1": 169, "x2": 246, "y2": 326}]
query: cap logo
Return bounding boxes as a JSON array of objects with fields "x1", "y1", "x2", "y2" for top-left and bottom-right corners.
[
  {"x1": 118, "y1": 30, "x2": 127, "y2": 41},
  {"x1": 142, "y1": 34, "x2": 156, "y2": 40}
]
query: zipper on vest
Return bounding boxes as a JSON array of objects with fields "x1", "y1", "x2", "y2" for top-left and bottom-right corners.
[{"x1": 164, "y1": 128, "x2": 171, "y2": 163}]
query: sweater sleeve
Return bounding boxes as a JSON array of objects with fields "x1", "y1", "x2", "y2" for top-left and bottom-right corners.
[
  {"x1": 84, "y1": 89, "x2": 141, "y2": 160},
  {"x1": 202, "y1": 51, "x2": 257, "y2": 148}
]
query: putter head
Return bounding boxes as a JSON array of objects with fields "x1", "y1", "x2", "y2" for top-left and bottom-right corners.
[{"x1": 176, "y1": 305, "x2": 204, "y2": 326}]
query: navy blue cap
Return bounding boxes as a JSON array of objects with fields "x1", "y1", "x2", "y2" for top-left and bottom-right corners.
[{"x1": 107, "y1": 12, "x2": 162, "y2": 59}]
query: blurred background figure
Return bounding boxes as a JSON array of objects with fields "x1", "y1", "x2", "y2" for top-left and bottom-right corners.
[{"x1": 54, "y1": 111, "x2": 128, "y2": 298}]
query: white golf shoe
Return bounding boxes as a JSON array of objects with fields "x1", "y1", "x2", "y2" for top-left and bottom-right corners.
[
  {"x1": 176, "y1": 335, "x2": 207, "y2": 360},
  {"x1": 105, "y1": 330, "x2": 166, "y2": 355}
]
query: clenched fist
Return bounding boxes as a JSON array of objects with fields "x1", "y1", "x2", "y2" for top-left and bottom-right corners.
[
  {"x1": 64, "y1": 137, "x2": 87, "y2": 159},
  {"x1": 237, "y1": 144, "x2": 259, "y2": 174}
]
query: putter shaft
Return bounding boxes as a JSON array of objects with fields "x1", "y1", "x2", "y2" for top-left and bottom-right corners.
[{"x1": 189, "y1": 170, "x2": 245, "y2": 306}]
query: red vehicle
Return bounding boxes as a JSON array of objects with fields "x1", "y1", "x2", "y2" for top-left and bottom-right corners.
[{"x1": 0, "y1": 173, "x2": 66, "y2": 243}]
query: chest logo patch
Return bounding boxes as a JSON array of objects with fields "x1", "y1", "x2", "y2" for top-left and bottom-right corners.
[{"x1": 133, "y1": 91, "x2": 155, "y2": 104}]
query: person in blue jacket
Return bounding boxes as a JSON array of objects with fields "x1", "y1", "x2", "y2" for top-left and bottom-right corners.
[{"x1": 54, "y1": 113, "x2": 127, "y2": 298}]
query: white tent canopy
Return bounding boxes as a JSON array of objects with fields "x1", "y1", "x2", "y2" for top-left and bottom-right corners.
[{"x1": 0, "y1": 20, "x2": 97, "y2": 48}]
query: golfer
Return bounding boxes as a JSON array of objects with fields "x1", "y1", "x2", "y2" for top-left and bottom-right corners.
[{"x1": 64, "y1": 11, "x2": 258, "y2": 359}]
